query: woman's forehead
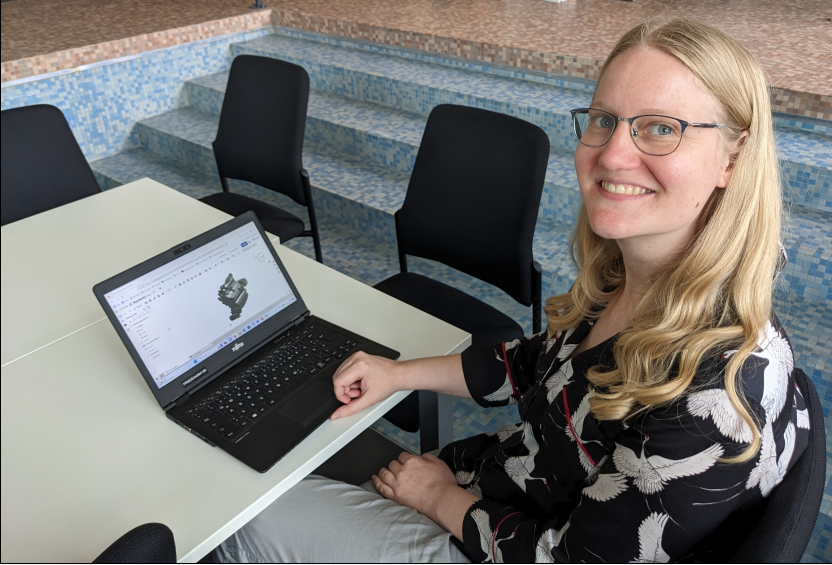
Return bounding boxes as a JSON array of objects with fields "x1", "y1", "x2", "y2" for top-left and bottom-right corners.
[{"x1": 592, "y1": 47, "x2": 720, "y2": 120}]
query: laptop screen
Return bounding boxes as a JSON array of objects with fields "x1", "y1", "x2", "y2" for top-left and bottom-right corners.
[{"x1": 102, "y1": 221, "x2": 297, "y2": 389}]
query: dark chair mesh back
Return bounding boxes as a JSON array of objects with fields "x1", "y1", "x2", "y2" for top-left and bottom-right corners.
[
  {"x1": 212, "y1": 55, "x2": 310, "y2": 206},
  {"x1": 93, "y1": 523, "x2": 176, "y2": 564},
  {"x1": 688, "y1": 368, "x2": 825, "y2": 563},
  {"x1": 1, "y1": 104, "x2": 101, "y2": 226},
  {"x1": 397, "y1": 104, "x2": 549, "y2": 305}
]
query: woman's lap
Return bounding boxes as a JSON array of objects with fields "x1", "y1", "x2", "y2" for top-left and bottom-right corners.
[{"x1": 215, "y1": 475, "x2": 471, "y2": 563}]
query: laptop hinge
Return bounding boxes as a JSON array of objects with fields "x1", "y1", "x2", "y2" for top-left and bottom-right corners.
[
  {"x1": 294, "y1": 310, "x2": 311, "y2": 325},
  {"x1": 164, "y1": 391, "x2": 191, "y2": 412}
]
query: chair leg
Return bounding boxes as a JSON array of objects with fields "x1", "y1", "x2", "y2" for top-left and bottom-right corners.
[
  {"x1": 311, "y1": 228, "x2": 323, "y2": 264},
  {"x1": 418, "y1": 391, "x2": 454, "y2": 453},
  {"x1": 301, "y1": 169, "x2": 324, "y2": 264},
  {"x1": 532, "y1": 261, "x2": 542, "y2": 334}
]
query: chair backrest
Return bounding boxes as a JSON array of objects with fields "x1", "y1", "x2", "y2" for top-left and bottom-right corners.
[
  {"x1": 396, "y1": 104, "x2": 550, "y2": 305},
  {"x1": 212, "y1": 55, "x2": 310, "y2": 206},
  {"x1": 92, "y1": 522, "x2": 176, "y2": 563},
  {"x1": 688, "y1": 368, "x2": 825, "y2": 563},
  {"x1": 1, "y1": 104, "x2": 101, "y2": 226}
]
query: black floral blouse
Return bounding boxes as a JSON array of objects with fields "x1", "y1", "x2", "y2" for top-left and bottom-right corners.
[{"x1": 438, "y1": 316, "x2": 809, "y2": 563}]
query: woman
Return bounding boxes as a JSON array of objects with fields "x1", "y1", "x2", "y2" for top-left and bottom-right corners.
[{"x1": 218, "y1": 18, "x2": 808, "y2": 563}]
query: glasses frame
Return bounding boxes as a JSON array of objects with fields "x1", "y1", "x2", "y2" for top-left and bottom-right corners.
[{"x1": 569, "y1": 107, "x2": 724, "y2": 156}]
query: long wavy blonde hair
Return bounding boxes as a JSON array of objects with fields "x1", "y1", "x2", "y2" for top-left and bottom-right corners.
[{"x1": 546, "y1": 18, "x2": 782, "y2": 462}]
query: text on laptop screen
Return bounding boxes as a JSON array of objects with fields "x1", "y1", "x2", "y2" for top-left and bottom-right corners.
[{"x1": 103, "y1": 222, "x2": 297, "y2": 389}]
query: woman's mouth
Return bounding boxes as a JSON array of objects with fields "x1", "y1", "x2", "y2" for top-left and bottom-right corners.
[{"x1": 600, "y1": 181, "x2": 654, "y2": 196}]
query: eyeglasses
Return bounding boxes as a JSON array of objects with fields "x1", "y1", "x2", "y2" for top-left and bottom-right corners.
[{"x1": 569, "y1": 108, "x2": 724, "y2": 156}]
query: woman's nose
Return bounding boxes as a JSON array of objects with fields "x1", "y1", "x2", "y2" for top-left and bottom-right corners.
[{"x1": 597, "y1": 121, "x2": 642, "y2": 170}]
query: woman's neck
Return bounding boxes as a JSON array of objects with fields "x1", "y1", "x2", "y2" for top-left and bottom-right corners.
[{"x1": 569, "y1": 241, "x2": 673, "y2": 359}]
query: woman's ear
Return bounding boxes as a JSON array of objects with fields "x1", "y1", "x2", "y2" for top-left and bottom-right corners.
[{"x1": 717, "y1": 130, "x2": 748, "y2": 188}]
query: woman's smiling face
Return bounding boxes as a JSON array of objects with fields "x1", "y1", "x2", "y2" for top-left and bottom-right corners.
[{"x1": 574, "y1": 47, "x2": 736, "y2": 255}]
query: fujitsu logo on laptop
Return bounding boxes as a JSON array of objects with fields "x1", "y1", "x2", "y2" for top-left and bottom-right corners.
[{"x1": 233, "y1": 342, "x2": 245, "y2": 352}]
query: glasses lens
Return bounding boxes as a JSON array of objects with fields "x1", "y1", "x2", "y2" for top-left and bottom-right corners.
[
  {"x1": 631, "y1": 116, "x2": 683, "y2": 156},
  {"x1": 573, "y1": 109, "x2": 615, "y2": 147}
]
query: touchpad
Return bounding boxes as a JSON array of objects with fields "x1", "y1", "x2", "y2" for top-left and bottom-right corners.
[{"x1": 280, "y1": 380, "x2": 336, "y2": 425}]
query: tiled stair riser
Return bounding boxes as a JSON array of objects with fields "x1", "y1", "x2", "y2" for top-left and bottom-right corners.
[
  {"x1": 229, "y1": 41, "x2": 583, "y2": 153},
  {"x1": 0, "y1": 28, "x2": 273, "y2": 161},
  {"x1": 270, "y1": 26, "x2": 598, "y2": 95},
  {"x1": 782, "y1": 163, "x2": 832, "y2": 215},
  {"x1": 268, "y1": 27, "x2": 832, "y2": 140}
]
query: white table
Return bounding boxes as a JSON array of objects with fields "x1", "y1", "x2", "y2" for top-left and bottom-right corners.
[
  {"x1": 0, "y1": 179, "x2": 470, "y2": 563},
  {"x1": 0, "y1": 180, "x2": 235, "y2": 367}
]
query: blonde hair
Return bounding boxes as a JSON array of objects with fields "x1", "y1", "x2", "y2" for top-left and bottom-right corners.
[{"x1": 546, "y1": 18, "x2": 782, "y2": 462}]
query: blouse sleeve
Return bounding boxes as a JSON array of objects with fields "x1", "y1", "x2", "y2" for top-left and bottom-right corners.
[{"x1": 461, "y1": 332, "x2": 547, "y2": 407}]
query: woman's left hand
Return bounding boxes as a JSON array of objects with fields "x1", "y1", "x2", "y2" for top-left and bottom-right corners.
[{"x1": 372, "y1": 452, "x2": 457, "y2": 517}]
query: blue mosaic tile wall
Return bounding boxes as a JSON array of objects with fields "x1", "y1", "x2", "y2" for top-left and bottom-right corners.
[{"x1": 0, "y1": 27, "x2": 272, "y2": 161}]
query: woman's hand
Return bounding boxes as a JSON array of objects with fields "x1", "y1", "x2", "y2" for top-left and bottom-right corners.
[
  {"x1": 372, "y1": 452, "x2": 457, "y2": 515},
  {"x1": 330, "y1": 351, "x2": 402, "y2": 420},
  {"x1": 372, "y1": 452, "x2": 480, "y2": 541}
]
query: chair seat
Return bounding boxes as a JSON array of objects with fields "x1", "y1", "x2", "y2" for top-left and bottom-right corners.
[
  {"x1": 374, "y1": 272, "x2": 524, "y2": 349},
  {"x1": 200, "y1": 192, "x2": 305, "y2": 243}
]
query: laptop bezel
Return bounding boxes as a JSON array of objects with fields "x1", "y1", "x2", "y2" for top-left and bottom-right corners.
[{"x1": 93, "y1": 211, "x2": 309, "y2": 410}]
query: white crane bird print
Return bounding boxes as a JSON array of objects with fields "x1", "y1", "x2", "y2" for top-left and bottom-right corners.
[
  {"x1": 687, "y1": 388, "x2": 753, "y2": 443},
  {"x1": 613, "y1": 437, "x2": 723, "y2": 495}
]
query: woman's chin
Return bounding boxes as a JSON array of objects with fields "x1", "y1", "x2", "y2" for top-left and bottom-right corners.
[{"x1": 587, "y1": 213, "x2": 637, "y2": 241}]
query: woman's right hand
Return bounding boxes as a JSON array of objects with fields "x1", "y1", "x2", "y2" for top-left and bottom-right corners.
[{"x1": 330, "y1": 351, "x2": 402, "y2": 420}]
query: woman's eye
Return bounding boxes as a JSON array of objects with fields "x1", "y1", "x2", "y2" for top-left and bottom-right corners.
[
  {"x1": 592, "y1": 115, "x2": 614, "y2": 129},
  {"x1": 645, "y1": 122, "x2": 677, "y2": 136}
]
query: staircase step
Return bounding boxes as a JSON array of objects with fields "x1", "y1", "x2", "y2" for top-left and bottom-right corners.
[
  {"x1": 773, "y1": 295, "x2": 832, "y2": 388},
  {"x1": 781, "y1": 206, "x2": 832, "y2": 305},
  {"x1": 230, "y1": 33, "x2": 588, "y2": 152},
  {"x1": 91, "y1": 146, "x2": 221, "y2": 198},
  {"x1": 187, "y1": 72, "x2": 583, "y2": 223},
  {"x1": 778, "y1": 129, "x2": 832, "y2": 213}
]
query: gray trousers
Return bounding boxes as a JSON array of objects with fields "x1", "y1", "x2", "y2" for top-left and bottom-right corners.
[{"x1": 216, "y1": 475, "x2": 471, "y2": 563}]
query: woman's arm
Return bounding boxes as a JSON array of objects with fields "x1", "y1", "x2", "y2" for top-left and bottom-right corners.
[{"x1": 330, "y1": 352, "x2": 470, "y2": 420}]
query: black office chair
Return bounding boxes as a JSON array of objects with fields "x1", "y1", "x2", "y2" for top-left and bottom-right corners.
[
  {"x1": 688, "y1": 368, "x2": 825, "y2": 563},
  {"x1": 201, "y1": 55, "x2": 323, "y2": 263},
  {"x1": 1, "y1": 104, "x2": 101, "y2": 226},
  {"x1": 374, "y1": 104, "x2": 550, "y2": 449},
  {"x1": 93, "y1": 522, "x2": 176, "y2": 563}
]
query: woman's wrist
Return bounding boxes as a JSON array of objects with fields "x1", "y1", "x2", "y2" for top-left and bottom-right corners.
[{"x1": 429, "y1": 483, "x2": 481, "y2": 542}]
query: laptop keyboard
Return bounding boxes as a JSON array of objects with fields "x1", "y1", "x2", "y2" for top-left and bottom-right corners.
[{"x1": 186, "y1": 323, "x2": 359, "y2": 440}]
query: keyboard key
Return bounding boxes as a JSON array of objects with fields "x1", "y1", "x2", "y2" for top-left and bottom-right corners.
[{"x1": 210, "y1": 416, "x2": 229, "y2": 429}]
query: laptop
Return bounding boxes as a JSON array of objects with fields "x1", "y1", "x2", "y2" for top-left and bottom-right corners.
[{"x1": 93, "y1": 211, "x2": 399, "y2": 472}]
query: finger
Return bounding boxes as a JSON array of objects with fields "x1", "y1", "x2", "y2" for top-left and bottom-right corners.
[
  {"x1": 422, "y1": 452, "x2": 442, "y2": 463},
  {"x1": 330, "y1": 394, "x2": 372, "y2": 420},
  {"x1": 387, "y1": 460, "x2": 402, "y2": 474},
  {"x1": 331, "y1": 354, "x2": 362, "y2": 386},
  {"x1": 346, "y1": 388, "x2": 362, "y2": 398},
  {"x1": 378, "y1": 466, "x2": 396, "y2": 485},
  {"x1": 398, "y1": 451, "x2": 415, "y2": 464},
  {"x1": 371, "y1": 475, "x2": 393, "y2": 500}
]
